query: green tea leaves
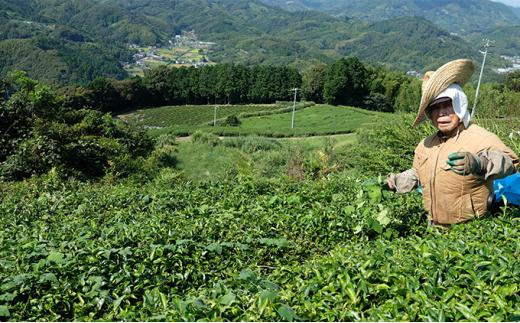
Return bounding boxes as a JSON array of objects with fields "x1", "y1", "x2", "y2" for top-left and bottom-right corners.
[{"x1": 46, "y1": 252, "x2": 65, "y2": 264}]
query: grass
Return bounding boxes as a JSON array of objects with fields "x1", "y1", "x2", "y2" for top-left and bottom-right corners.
[
  {"x1": 174, "y1": 142, "x2": 253, "y2": 182},
  {"x1": 152, "y1": 104, "x2": 382, "y2": 137},
  {"x1": 278, "y1": 133, "x2": 357, "y2": 152},
  {"x1": 171, "y1": 133, "x2": 357, "y2": 182}
]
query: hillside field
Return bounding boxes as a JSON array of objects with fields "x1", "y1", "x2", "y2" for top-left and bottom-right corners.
[{"x1": 135, "y1": 104, "x2": 381, "y2": 137}]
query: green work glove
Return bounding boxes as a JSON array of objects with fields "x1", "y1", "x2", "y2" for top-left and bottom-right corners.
[{"x1": 446, "y1": 152, "x2": 487, "y2": 176}]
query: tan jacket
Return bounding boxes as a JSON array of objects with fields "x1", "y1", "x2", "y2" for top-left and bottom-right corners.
[{"x1": 392, "y1": 124, "x2": 518, "y2": 224}]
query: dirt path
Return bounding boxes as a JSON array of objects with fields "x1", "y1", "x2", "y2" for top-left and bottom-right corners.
[{"x1": 175, "y1": 133, "x2": 354, "y2": 142}]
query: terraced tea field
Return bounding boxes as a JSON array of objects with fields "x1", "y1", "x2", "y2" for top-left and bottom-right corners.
[{"x1": 142, "y1": 104, "x2": 381, "y2": 137}]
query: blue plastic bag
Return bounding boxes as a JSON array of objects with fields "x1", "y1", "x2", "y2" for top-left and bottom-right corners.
[{"x1": 494, "y1": 173, "x2": 520, "y2": 205}]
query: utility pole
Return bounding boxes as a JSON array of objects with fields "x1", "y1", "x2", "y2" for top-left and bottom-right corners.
[
  {"x1": 213, "y1": 106, "x2": 218, "y2": 127},
  {"x1": 472, "y1": 39, "x2": 494, "y2": 119},
  {"x1": 291, "y1": 88, "x2": 300, "y2": 129}
]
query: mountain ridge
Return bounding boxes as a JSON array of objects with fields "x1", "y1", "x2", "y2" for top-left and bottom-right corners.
[
  {"x1": 0, "y1": 0, "x2": 508, "y2": 84},
  {"x1": 260, "y1": 0, "x2": 520, "y2": 34}
]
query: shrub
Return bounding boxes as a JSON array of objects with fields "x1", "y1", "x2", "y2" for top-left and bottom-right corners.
[
  {"x1": 222, "y1": 114, "x2": 241, "y2": 126},
  {"x1": 191, "y1": 131, "x2": 221, "y2": 146},
  {"x1": 341, "y1": 113, "x2": 434, "y2": 177},
  {"x1": 0, "y1": 74, "x2": 154, "y2": 181},
  {"x1": 142, "y1": 145, "x2": 178, "y2": 176}
]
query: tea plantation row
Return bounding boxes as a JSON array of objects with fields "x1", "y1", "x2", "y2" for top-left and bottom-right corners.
[{"x1": 1, "y1": 170, "x2": 518, "y2": 321}]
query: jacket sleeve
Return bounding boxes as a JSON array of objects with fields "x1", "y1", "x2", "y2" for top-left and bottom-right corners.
[
  {"x1": 478, "y1": 150, "x2": 518, "y2": 180},
  {"x1": 388, "y1": 168, "x2": 419, "y2": 194},
  {"x1": 477, "y1": 131, "x2": 519, "y2": 180}
]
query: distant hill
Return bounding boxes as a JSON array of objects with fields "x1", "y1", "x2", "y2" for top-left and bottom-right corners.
[
  {"x1": 0, "y1": 0, "x2": 139, "y2": 84},
  {"x1": 467, "y1": 25, "x2": 520, "y2": 57},
  {"x1": 260, "y1": 0, "x2": 520, "y2": 34},
  {"x1": 339, "y1": 17, "x2": 482, "y2": 72},
  {"x1": 0, "y1": 0, "x2": 507, "y2": 84},
  {"x1": 111, "y1": 0, "x2": 493, "y2": 71},
  {"x1": 512, "y1": 6, "x2": 520, "y2": 18}
]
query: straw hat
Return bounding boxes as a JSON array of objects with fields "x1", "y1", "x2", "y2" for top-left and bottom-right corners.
[{"x1": 413, "y1": 59, "x2": 475, "y2": 127}]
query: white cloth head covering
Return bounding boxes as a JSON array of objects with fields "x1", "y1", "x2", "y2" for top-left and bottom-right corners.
[{"x1": 428, "y1": 83, "x2": 470, "y2": 128}]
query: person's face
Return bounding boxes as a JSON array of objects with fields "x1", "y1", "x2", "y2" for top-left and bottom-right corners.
[{"x1": 427, "y1": 99, "x2": 460, "y2": 134}]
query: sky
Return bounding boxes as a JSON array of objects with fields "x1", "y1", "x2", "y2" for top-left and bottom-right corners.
[{"x1": 491, "y1": 0, "x2": 520, "y2": 7}]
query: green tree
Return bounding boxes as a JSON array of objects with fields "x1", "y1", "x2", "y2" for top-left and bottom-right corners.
[
  {"x1": 302, "y1": 63, "x2": 327, "y2": 103},
  {"x1": 367, "y1": 66, "x2": 407, "y2": 106},
  {"x1": 505, "y1": 70, "x2": 520, "y2": 92},
  {"x1": 323, "y1": 57, "x2": 369, "y2": 105},
  {"x1": 198, "y1": 65, "x2": 217, "y2": 104},
  {"x1": 144, "y1": 65, "x2": 170, "y2": 106},
  {"x1": 87, "y1": 77, "x2": 124, "y2": 113},
  {"x1": 394, "y1": 78, "x2": 421, "y2": 113},
  {"x1": 1, "y1": 73, "x2": 153, "y2": 180}
]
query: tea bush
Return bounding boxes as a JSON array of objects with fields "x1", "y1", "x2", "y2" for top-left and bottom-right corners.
[
  {"x1": 0, "y1": 171, "x2": 430, "y2": 321},
  {"x1": 2, "y1": 170, "x2": 518, "y2": 321}
]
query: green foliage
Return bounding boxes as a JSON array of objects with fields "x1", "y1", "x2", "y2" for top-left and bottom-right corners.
[
  {"x1": 87, "y1": 77, "x2": 125, "y2": 113},
  {"x1": 1, "y1": 98, "x2": 519, "y2": 320},
  {"x1": 143, "y1": 64, "x2": 301, "y2": 107},
  {"x1": 473, "y1": 118, "x2": 520, "y2": 155},
  {"x1": 267, "y1": 215, "x2": 520, "y2": 321},
  {"x1": 465, "y1": 83, "x2": 520, "y2": 119},
  {"x1": 191, "y1": 131, "x2": 221, "y2": 147},
  {"x1": 391, "y1": 78, "x2": 520, "y2": 118},
  {"x1": 128, "y1": 104, "x2": 284, "y2": 128},
  {"x1": 394, "y1": 78, "x2": 422, "y2": 113},
  {"x1": 1, "y1": 0, "x2": 509, "y2": 86},
  {"x1": 367, "y1": 66, "x2": 408, "y2": 109},
  {"x1": 467, "y1": 25, "x2": 520, "y2": 58},
  {"x1": 345, "y1": 113, "x2": 435, "y2": 177},
  {"x1": 2, "y1": 163, "x2": 518, "y2": 320},
  {"x1": 323, "y1": 57, "x2": 369, "y2": 106},
  {"x1": 301, "y1": 63, "x2": 327, "y2": 103},
  {"x1": 222, "y1": 115, "x2": 241, "y2": 127},
  {"x1": 262, "y1": 0, "x2": 520, "y2": 36},
  {"x1": 505, "y1": 70, "x2": 520, "y2": 92},
  {"x1": 0, "y1": 167, "x2": 429, "y2": 320},
  {"x1": 361, "y1": 93, "x2": 393, "y2": 112},
  {"x1": 142, "y1": 134, "x2": 178, "y2": 176},
  {"x1": 339, "y1": 17, "x2": 493, "y2": 73},
  {"x1": 0, "y1": 73, "x2": 153, "y2": 180},
  {"x1": 172, "y1": 133, "x2": 355, "y2": 182},
  {"x1": 0, "y1": 35, "x2": 129, "y2": 85}
]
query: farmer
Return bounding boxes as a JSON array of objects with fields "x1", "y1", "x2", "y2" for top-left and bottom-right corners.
[{"x1": 387, "y1": 59, "x2": 519, "y2": 225}]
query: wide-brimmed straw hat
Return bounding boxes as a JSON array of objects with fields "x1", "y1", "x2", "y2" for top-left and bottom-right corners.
[{"x1": 413, "y1": 59, "x2": 475, "y2": 127}]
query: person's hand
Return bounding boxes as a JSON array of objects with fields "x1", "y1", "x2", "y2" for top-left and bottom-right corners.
[
  {"x1": 386, "y1": 174, "x2": 397, "y2": 191},
  {"x1": 446, "y1": 152, "x2": 487, "y2": 175}
]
